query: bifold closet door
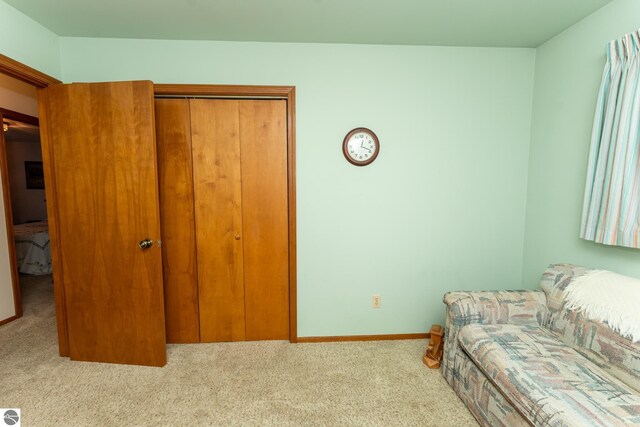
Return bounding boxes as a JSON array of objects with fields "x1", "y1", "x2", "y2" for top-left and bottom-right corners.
[
  {"x1": 191, "y1": 99, "x2": 289, "y2": 342},
  {"x1": 158, "y1": 98, "x2": 289, "y2": 343},
  {"x1": 38, "y1": 81, "x2": 166, "y2": 366},
  {"x1": 238, "y1": 100, "x2": 289, "y2": 341},
  {"x1": 191, "y1": 100, "x2": 247, "y2": 342},
  {"x1": 155, "y1": 99, "x2": 200, "y2": 343}
]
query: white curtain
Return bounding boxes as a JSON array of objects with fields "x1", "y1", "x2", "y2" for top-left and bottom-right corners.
[{"x1": 581, "y1": 30, "x2": 640, "y2": 248}]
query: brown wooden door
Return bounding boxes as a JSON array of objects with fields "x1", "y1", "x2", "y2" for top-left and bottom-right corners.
[
  {"x1": 155, "y1": 99, "x2": 200, "y2": 343},
  {"x1": 239, "y1": 100, "x2": 289, "y2": 340},
  {"x1": 38, "y1": 81, "x2": 166, "y2": 366},
  {"x1": 191, "y1": 99, "x2": 247, "y2": 342},
  {"x1": 159, "y1": 98, "x2": 289, "y2": 343},
  {"x1": 192, "y1": 99, "x2": 289, "y2": 342}
]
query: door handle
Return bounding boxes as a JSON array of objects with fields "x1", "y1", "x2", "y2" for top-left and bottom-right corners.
[{"x1": 139, "y1": 239, "x2": 153, "y2": 249}]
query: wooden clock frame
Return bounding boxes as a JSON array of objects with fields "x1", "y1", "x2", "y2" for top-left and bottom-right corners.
[{"x1": 342, "y1": 127, "x2": 380, "y2": 166}]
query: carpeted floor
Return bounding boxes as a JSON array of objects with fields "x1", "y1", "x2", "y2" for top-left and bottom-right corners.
[{"x1": 0, "y1": 275, "x2": 478, "y2": 426}]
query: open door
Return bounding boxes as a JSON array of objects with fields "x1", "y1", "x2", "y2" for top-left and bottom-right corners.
[{"x1": 38, "y1": 81, "x2": 166, "y2": 366}]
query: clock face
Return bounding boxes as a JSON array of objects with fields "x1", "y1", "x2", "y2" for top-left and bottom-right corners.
[{"x1": 342, "y1": 128, "x2": 380, "y2": 166}]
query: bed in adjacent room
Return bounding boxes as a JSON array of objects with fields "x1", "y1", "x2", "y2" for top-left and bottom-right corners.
[{"x1": 13, "y1": 220, "x2": 52, "y2": 275}]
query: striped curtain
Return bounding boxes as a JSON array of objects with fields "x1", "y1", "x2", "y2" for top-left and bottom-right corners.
[{"x1": 581, "y1": 29, "x2": 640, "y2": 248}]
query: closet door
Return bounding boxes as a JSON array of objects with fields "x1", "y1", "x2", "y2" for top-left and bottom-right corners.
[
  {"x1": 191, "y1": 99, "x2": 246, "y2": 342},
  {"x1": 240, "y1": 100, "x2": 289, "y2": 340},
  {"x1": 163, "y1": 98, "x2": 289, "y2": 343},
  {"x1": 155, "y1": 99, "x2": 200, "y2": 343},
  {"x1": 38, "y1": 81, "x2": 166, "y2": 366}
]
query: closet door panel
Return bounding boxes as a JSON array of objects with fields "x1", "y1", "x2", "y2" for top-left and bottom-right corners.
[
  {"x1": 38, "y1": 81, "x2": 166, "y2": 366},
  {"x1": 240, "y1": 100, "x2": 289, "y2": 340},
  {"x1": 191, "y1": 99, "x2": 246, "y2": 342},
  {"x1": 155, "y1": 99, "x2": 200, "y2": 343}
]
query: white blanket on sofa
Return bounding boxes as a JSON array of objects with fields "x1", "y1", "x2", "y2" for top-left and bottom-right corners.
[{"x1": 564, "y1": 270, "x2": 640, "y2": 343}]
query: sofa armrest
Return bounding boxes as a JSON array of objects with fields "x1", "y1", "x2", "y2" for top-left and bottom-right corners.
[{"x1": 442, "y1": 290, "x2": 547, "y2": 385}]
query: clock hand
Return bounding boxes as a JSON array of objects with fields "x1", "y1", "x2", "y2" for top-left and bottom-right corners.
[{"x1": 359, "y1": 141, "x2": 370, "y2": 152}]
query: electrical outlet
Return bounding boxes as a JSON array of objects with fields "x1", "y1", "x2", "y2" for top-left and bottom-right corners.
[{"x1": 372, "y1": 294, "x2": 381, "y2": 308}]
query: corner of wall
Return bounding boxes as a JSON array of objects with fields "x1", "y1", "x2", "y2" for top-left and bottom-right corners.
[
  {"x1": 520, "y1": 47, "x2": 538, "y2": 289},
  {"x1": 0, "y1": 0, "x2": 62, "y2": 80},
  {"x1": 520, "y1": 0, "x2": 640, "y2": 287}
]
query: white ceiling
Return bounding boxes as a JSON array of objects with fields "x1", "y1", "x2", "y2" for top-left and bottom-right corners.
[{"x1": 5, "y1": 0, "x2": 613, "y2": 48}]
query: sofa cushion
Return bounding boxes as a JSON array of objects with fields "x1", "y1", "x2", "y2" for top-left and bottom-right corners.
[
  {"x1": 554, "y1": 310, "x2": 640, "y2": 393},
  {"x1": 442, "y1": 290, "x2": 548, "y2": 386},
  {"x1": 452, "y1": 344, "x2": 529, "y2": 427},
  {"x1": 458, "y1": 323, "x2": 640, "y2": 427},
  {"x1": 540, "y1": 264, "x2": 640, "y2": 392}
]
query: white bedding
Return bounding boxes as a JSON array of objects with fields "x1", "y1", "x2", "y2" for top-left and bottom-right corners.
[{"x1": 14, "y1": 221, "x2": 52, "y2": 275}]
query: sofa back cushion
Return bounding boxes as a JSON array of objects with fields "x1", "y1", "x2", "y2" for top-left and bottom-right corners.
[
  {"x1": 540, "y1": 263, "x2": 591, "y2": 329},
  {"x1": 540, "y1": 264, "x2": 640, "y2": 392}
]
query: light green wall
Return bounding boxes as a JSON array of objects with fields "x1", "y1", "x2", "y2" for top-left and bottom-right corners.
[
  {"x1": 0, "y1": 1, "x2": 60, "y2": 79},
  {"x1": 523, "y1": 0, "x2": 640, "y2": 286},
  {"x1": 60, "y1": 38, "x2": 535, "y2": 336}
]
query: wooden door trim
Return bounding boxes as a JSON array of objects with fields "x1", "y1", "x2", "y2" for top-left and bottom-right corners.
[
  {"x1": 155, "y1": 84, "x2": 293, "y2": 98},
  {"x1": 0, "y1": 313, "x2": 20, "y2": 326},
  {"x1": 0, "y1": 110, "x2": 24, "y2": 323},
  {"x1": 0, "y1": 108, "x2": 39, "y2": 126},
  {"x1": 155, "y1": 84, "x2": 298, "y2": 343},
  {"x1": 0, "y1": 54, "x2": 61, "y2": 88}
]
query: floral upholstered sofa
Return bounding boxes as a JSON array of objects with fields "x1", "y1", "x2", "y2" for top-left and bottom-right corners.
[{"x1": 442, "y1": 264, "x2": 640, "y2": 427}]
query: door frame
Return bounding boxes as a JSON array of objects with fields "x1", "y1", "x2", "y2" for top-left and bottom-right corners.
[
  {"x1": 0, "y1": 55, "x2": 60, "y2": 331},
  {"x1": 155, "y1": 84, "x2": 298, "y2": 343},
  {"x1": 0, "y1": 54, "x2": 61, "y2": 88},
  {"x1": 0, "y1": 108, "x2": 36, "y2": 325}
]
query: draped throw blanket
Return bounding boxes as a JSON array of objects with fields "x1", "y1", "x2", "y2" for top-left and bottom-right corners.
[
  {"x1": 564, "y1": 270, "x2": 640, "y2": 343},
  {"x1": 581, "y1": 29, "x2": 640, "y2": 248}
]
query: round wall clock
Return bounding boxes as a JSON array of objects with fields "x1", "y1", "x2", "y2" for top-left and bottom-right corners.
[{"x1": 342, "y1": 127, "x2": 380, "y2": 166}]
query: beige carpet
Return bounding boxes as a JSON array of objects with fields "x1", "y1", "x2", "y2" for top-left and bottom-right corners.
[{"x1": 0, "y1": 275, "x2": 478, "y2": 426}]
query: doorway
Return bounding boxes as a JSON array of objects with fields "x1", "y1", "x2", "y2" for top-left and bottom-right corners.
[
  {"x1": 0, "y1": 108, "x2": 52, "y2": 320},
  {"x1": 0, "y1": 53, "x2": 64, "y2": 351}
]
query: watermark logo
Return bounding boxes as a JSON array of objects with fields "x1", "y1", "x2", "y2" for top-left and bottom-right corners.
[{"x1": 2, "y1": 409, "x2": 20, "y2": 426}]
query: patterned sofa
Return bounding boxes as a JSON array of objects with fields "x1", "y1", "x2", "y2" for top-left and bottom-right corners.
[{"x1": 442, "y1": 264, "x2": 640, "y2": 427}]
